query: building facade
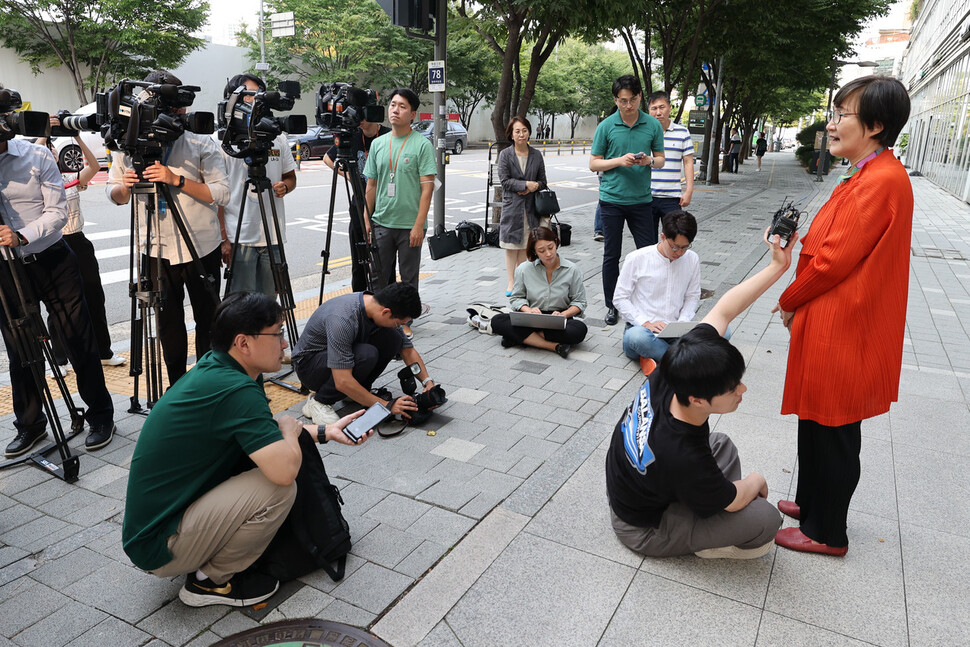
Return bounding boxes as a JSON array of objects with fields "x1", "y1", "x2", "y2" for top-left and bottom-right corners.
[{"x1": 901, "y1": 0, "x2": 970, "y2": 202}]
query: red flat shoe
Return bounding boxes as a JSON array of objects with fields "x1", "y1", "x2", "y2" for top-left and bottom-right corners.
[
  {"x1": 774, "y1": 527, "x2": 847, "y2": 556},
  {"x1": 640, "y1": 357, "x2": 657, "y2": 376},
  {"x1": 778, "y1": 500, "x2": 801, "y2": 520}
]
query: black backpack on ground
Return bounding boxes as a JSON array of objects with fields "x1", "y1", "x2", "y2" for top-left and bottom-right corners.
[
  {"x1": 252, "y1": 430, "x2": 351, "y2": 582},
  {"x1": 456, "y1": 220, "x2": 485, "y2": 251}
]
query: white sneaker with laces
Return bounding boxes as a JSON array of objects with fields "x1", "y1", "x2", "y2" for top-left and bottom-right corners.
[
  {"x1": 101, "y1": 354, "x2": 127, "y2": 366},
  {"x1": 302, "y1": 397, "x2": 340, "y2": 425}
]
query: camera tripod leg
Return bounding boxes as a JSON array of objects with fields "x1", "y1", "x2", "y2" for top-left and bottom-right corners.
[
  {"x1": 0, "y1": 250, "x2": 83, "y2": 483},
  {"x1": 246, "y1": 176, "x2": 307, "y2": 394}
]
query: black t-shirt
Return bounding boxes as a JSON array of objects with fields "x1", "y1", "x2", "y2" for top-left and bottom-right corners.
[
  {"x1": 605, "y1": 324, "x2": 737, "y2": 528},
  {"x1": 325, "y1": 125, "x2": 391, "y2": 182}
]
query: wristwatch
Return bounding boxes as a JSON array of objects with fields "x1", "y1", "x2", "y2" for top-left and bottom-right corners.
[
  {"x1": 316, "y1": 427, "x2": 328, "y2": 444},
  {"x1": 177, "y1": 175, "x2": 186, "y2": 188},
  {"x1": 421, "y1": 376, "x2": 434, "y2": 387}
]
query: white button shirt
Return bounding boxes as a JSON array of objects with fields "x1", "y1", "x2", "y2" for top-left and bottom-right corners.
[
  {"x1": 107, "y1": 133, "x2": 230, "y2": 264},
  {"x1": 613, "y1": 244, "x2": 700, "y2": 326}
]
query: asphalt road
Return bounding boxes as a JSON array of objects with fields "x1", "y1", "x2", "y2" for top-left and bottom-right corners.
[{"x1": 74, "y1": 146, "x2": 601, "y2": 335}]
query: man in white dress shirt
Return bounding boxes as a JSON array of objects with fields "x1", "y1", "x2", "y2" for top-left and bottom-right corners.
[{"x1": 613, "y1": 210, "x2": 700, "y2": 363}]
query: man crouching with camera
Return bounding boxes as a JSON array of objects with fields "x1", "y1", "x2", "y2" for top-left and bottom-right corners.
[
  {"x1": 293, "y1": 282, "x2": 439, "y2": 426},
  {"x1": 122, "y1": 292, "x2": 373, "y2": 607}
]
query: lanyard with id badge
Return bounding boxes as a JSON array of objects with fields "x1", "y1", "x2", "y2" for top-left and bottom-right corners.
[{"x1": 387, "y1": 131, "x2": 413, "y2": 198}]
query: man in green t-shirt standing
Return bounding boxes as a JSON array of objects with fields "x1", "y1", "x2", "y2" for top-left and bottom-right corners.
[
  {"x1": 364, "y1": 88, "x2": 436, "y2": 337},
  {"x1": 590, "y1": 75, "x2": 666, "y2": 326},
  {"x1": 122, "y1": 292, "x2": 372, "y2": 608}
]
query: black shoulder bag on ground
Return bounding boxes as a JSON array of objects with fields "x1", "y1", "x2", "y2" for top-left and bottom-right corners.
[
  {"x1": 253, "y1": 430, "x2": 351, "y2": 582},
  {"x1": 550, "y1": 213, "x2": 572, "y2": 246},
  {"x1": 427, "y1": 224, "x2": 464, "y2": 260},
  {"x1": 456, "y1": 220, "x2": 485, "y2": 251}
]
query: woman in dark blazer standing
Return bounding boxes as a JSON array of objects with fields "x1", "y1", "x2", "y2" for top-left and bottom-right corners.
[{"x1": 498, "y1": 116, "x2": 547, "y2": 295}]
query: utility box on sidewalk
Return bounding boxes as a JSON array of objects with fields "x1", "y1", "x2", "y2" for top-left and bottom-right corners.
[{"x1": 811, "y1": 151, "x2": 832, "y2": 175}]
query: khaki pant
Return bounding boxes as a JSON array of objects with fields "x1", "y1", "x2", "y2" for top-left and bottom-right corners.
[
  {"x1": 150, "y1": 468, "x2": 296, "y2": 584},
  {"x1": 611, "y1": 433, "x2": 781, "y2": 557}
]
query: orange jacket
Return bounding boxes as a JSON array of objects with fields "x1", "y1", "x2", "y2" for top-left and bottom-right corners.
[{"x1": 780, "y1": 150, "x2": 913, "y2": 426}]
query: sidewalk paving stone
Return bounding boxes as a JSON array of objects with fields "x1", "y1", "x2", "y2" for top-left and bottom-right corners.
[{"x1": 3, "y1": 153, "x2": 970, "y2": 645}]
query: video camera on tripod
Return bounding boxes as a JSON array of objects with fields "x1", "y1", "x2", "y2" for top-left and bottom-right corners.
[
  {"x1": 0, "y1": 88, "x2": 49, "y2": 139},
  {"x1": 218, "y1": 80, "x2": 307, "y2": 159},
  {"x1": 315, "y1": 82, "x2": 386, "y2": 301},
  {"x1": 49, "y1": 80, "x2": 214, "y2": 174},
  {"x1": 316, "y1": 82, "x2": 384, "y2": 138}
]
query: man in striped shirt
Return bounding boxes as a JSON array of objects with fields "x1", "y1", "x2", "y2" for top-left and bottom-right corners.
[{"x1": 647, "y1": 92, "x2": 695, "y2": 239}]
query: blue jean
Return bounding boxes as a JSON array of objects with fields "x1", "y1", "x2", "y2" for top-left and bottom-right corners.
[
  {"x1": 593, "y1": 204, "x2": 603, "y2": 234},
  {"x1": 623, "y1": 323, "x2": 733, "y2": 362},
  {"x1": 229, "y1": 244, "x2": 282, "y2": 298},
  {"x1": 622, "y1": 324, "x2": 670, "y2": 362},
  {"x1": 600, "y1": 200, "x2": 655, "y2": 309}
]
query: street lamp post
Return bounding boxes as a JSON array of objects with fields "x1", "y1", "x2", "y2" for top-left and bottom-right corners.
[{"x1": 815, "y1": 59, "x2": 878, "y2": 182}]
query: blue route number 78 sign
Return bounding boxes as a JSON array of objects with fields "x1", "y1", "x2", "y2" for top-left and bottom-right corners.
[{"x1": 428, "y1": 60, "x2": 445, "y2": 92}]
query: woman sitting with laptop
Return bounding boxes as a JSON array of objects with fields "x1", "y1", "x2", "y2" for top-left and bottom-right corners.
[{"x1": 490, "y1": 226, "x2": 587, "y2": 358}]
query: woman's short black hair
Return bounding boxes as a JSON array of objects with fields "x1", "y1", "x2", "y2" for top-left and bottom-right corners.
[
  {"x1": 211, "y1": 291, "x2": 283, "y2": 352},
  {"x1": 661, "y1": 210, "x2": 698, "y2": 243},
  {"x1": 505, "y1": 116, "x2": 532, "y2": 143},
  {"x1": 612, "y1": 75, "x2": 642, "y2": 98},
  {"x1": 389, "y1": 88, "x2": 420, "y2": 112},
  {"x1": 374, "y1": 282, "x2": 422, "y2": 320},
  {"x1": 526, "y1": 226, "x2": 560, "y2": 261},
  {"x1": 660, "y1": 325, "x2": 745, "y2": 407},
  {"x1": 834, "y1": 75, "x2": 911, "y2": 148},
  {"x1": 225, "y1": 73, "x2": 266, "y2": 98}
]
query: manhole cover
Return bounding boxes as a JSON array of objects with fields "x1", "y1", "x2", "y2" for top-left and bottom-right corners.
[{"x1": 211, "y1": 619, "x2": 392, "y2": 647}]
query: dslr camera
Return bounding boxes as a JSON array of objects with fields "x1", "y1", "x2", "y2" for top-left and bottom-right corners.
[
  {"x1": 316, "y1": 82, "x2": 384, "y2": 136},
  {"x1": 397, "y1": 363, "x2": 447, "y2": 426},
  {"x1": 0, "y1": 88, "x2": 49, "y2": 140},
  {"x1": 769, "y1": 200, "x2": 802, "y2": 248},
  {"x1": 218, "y1": 80, "x2": 306, "y2": 160}
]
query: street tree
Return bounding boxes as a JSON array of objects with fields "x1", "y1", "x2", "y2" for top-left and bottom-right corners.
[
  {"x1": 0, "y1": 0, "x2": 208, "y2": 105},
  {"x1": 456, "y1": 0, "x2": 625, "y2": 142},
  {"x1": 236, "y1": 0, "x2": 431, "y2": 95},
  {"x1": 447, "y1": 11, "x2": 500, "y2": 130}
]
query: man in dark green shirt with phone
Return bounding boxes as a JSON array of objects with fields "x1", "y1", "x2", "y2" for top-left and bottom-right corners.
[{"x1": 123, "y1": 292, "x2": 373, "y2": 608}]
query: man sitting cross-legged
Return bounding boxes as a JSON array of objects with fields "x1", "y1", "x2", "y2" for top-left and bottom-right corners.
[
  {"x1": 606, "y1": 229, "x2": 796, "y2": 559},
  {"x1": 614, "y1": 210, "x2": 701, "y2": 365},
  {"x1": 122, "y1": 292, "x2": 372, "y2": 607}
]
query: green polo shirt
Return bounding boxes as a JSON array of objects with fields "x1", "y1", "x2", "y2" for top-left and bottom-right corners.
[
  {"x1": 122, "y1": 350, "x2": 283, "y2": 571},
  {"x1": 364, "y1": 130, "x2": 437, "y2": 230},
  {"x1": 591, "y1": 109, "x2": 665, "y2": 205}
]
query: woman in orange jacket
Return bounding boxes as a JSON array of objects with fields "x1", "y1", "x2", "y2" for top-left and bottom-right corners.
[{"x1": 772, "y1": 76, "x2": 913, "y2": 556}]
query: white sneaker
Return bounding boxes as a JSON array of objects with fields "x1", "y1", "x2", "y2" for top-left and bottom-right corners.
[
  {"x1": 302, "y1": 397, "x2": 339, "y2": 425},
  {"x1": 694, "y1": 541, "x2": 773, "y2": 559},
  {"x1": 48, "y1": 363, "x2": 72, "y2": 379},
  {"x1": 101, "y1": 354, "x2": 127, "y2": 366}
]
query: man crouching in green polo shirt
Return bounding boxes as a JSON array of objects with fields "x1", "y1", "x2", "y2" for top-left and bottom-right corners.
[
  {"x1": 590, "y1": 74, "x2": 666, "y2": 327},
  {"x1": 122, "y1": 292, "x2": 373, "y2": 607}
]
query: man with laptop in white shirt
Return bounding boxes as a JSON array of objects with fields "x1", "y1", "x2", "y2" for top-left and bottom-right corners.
[{"x1": 614, "y1": 210, "x2": 700, "y2": 365}]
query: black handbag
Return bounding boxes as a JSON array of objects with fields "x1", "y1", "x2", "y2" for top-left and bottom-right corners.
[
  {"x1": 551, "y1": 213, "x2": 572, "y2": 246},
  {"x1": 535, "y1": 189, "x2": 560, "y2": 216},
  {"x1": 427, "y1": 225, "x2": 463, "y2": 260}
]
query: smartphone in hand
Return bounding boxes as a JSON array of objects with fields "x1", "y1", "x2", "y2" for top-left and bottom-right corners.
[{"x1": 343, "y1": 401, "x2": 392, "y2": 443}]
